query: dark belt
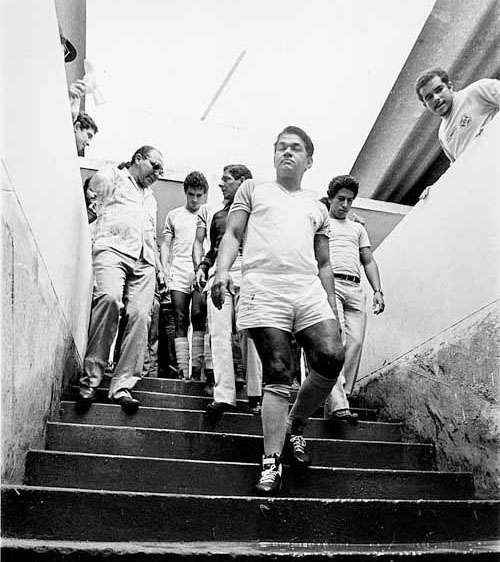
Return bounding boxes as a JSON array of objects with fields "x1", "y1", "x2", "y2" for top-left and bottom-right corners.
[{"x1": 334, "y1": 273, "x2": 360, "y2": 284}]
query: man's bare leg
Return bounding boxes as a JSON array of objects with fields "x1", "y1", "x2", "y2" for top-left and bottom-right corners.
[
  {"x1": 288, "y1": 318, "x2": 344, "y2": 451},
  {"x1": 249, "y1": 327, "x2": 293, "y2": 495},
  {"x1": 171, "y1": 289, "x2": 192, "y2": 379}
]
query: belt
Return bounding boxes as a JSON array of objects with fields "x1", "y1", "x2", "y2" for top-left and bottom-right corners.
[{"x1": 334, "y1": 273, "x2": 360, "y2": 284}]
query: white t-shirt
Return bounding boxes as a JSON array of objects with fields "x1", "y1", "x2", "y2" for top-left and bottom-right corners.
[
  {"x1": 439, "y1": 78, "x2": 500, "y2": 162},
  {"x1": 328, "y1": 217, "x2": 371, "y2": 278},
  {"x1": 162, "y1": 206, "x2": 199, "y2": 276},
  {"x1": 230, "y1": 179, "x2": 329, "y2": 291}
]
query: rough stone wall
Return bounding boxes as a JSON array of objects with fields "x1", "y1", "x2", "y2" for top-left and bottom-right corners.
[
  {"x1": 1, "y1": 188, "x2": 82, "y2": 483},
  {"x1": 356, "y1": 303, "x2": 499, "y2": 494}
]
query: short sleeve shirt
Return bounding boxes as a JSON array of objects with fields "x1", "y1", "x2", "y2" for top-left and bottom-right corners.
[
  {"x1": 439, "y1": 78, "x2": 500, "y2": 162},
  {"x1": 162, "y1": 206, "x2": 199, "y2": 273},
  {"x1": 90, "y1": 165, "x2": 157, "y2": 266},
  {"x1": 328, "y1": 217, "x2": 370, "y2": 278},
  {"x1": 230, "y1": 180, "x2": 329, "y2": 289}
]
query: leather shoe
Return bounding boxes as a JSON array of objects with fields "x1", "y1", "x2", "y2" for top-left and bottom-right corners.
[
  {"x1": 114, "y1": 394, "x2": 140, "y2": 414},
  {"x1": 329, "y1": 408, "x2": 359, "y2": 424},
  {"x1": 205, "y1": 401, "x2": 234, "y2": 426},
  {"x1": 75, "y1": 387, "x2": 96, "y2": 412}
]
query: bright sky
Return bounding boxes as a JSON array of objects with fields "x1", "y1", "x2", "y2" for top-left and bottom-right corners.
[{"x1": 86, "y1": 0, "x2": 434, "y2": 204}]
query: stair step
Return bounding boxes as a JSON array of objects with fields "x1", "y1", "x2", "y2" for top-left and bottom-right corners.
[
  {"x1": 66, "y1": 384, "x2": 378, "y2": 421},
  {"x1": 3, "y1": 485, "x2": 498, "y2": 543},
  {"x1": 58, "y1": 402, "x2": 402, "y2": 442},
  {"x1": 2, "y1": 539, "x2": 499, "y2": 561},
  {"x1": 46, "y1": 422, "x2": 435, "y2": 470},
  {"x1": 25, "y1": 450, "x2": 473, "y2": 500}
]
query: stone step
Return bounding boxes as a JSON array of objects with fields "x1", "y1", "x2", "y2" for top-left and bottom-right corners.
[
  {"x1": 46, "y1": 422, "x2": 435, "y2": 470},
  {"x1": 58, "y1": 402, "x2": 402, "y2": 442},
  {"x1": 66, "y1": 383, "x2": 378, "y2": 420},
  {"x1": 2, "y1": 539, "x2": 499, "y2": 561},
  {"x1": 3, "y1": 485, "x2": 498, "y2": 543},
  {"x1": 25, "y1": 450, "x2": 474, "y2": 500}
]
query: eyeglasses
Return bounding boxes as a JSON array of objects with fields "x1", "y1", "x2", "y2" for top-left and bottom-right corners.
[{"x1": 145, "y1": 156, "x2": 163, "y2": 175}]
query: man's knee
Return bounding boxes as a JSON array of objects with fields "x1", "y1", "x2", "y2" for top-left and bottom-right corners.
[
  {"x1": 126, "y1": 303, "x2": 151, "y2": 327},
  {"x1": 94, "y1": 292, "x2": 122, "y2": 314},
  {"x1": 308, "y1": 344, "x2": 345, "y2": 379}
]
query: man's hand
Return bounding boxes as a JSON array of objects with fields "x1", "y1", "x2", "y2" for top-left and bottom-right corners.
[
  {"x1": 194, "y1": 268, "x2": 207, "y2": 292},
  {"x1": 211, "y1": 271, "x2": 234, "y2": 310},
  {"x1": 68, "y1": 79, "x2": 87, "y2": 100},
  {"x1": 157, "y1": 269, "x2": 167, "y2": 291},
  {"x1": 419, "y1": 186, "x2": 431, "y2": 201},
  {"x1": 373, "y1": 291, "x2": 385, "y2": 315}
]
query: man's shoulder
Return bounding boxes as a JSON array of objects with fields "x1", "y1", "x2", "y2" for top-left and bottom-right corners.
[{"x1": 459, "y1": 79, "x2": 499, "y2": 100}]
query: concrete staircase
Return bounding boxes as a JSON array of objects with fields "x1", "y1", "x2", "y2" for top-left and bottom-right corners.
[{"x1": 2, "y1": 377, "x2": 499, "y2": 560}]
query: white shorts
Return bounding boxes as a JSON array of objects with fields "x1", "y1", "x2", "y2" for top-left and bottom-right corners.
[
  {"x1": 168, "y1": 264, "x2": 195, "y2": 294},
  {"x1": 237, "y1": 275, "x2": 334, "y2": 333}
]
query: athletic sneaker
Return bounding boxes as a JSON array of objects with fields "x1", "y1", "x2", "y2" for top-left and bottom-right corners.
[
  {"x1": 284, "y1": 433, "x2": 311, "y2": 468},
  {"x1": 255, "y1": 454, "x2": 282, "y2": 496}
]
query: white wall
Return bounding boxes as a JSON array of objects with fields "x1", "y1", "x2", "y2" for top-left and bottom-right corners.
[
  {"x1": 1, "y1": 0, "x2": 93, "y2": 356},
  {"x1": 358, "y1": 116, "x2": 500, "y2": 379}
]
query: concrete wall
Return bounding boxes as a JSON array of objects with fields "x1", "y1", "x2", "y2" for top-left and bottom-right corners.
[
  {"x1": 356, "y1": 116, "x2": 499, "y2": 492},
  {"x1": 54, "y1": 0, "x2": 86, "y2": 89},
  {"x1": 1, "y1": 1, "x2": 93, "y2": 482}
]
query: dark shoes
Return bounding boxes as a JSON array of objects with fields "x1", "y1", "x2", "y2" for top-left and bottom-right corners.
[
  {"x1": 75, "y1": 386, "x2": 96, "y2": 412},
  {"x1": 284, "y1": 433, "x2": 311, "y2": 469},
  {"x1": 205, "y1": 401, "x2": 234, "y2": 426},
  {"x1": 247, "y1": 396, "x2": 262, "y2": 415},
  {"x1": 113, "y1": 393, "x2": 140, "y2": 414},
  {"x1": 191, "y1": 367, "x2": 202, "y2": 381},
  {"x1": 329, "y1": 408, "x2": 359, "y2": 424},
  {"x1": 255, "y1": 454, "x2": 283, "y2": 496}
]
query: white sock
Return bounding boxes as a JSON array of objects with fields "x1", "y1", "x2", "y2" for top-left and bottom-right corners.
[
  {"x1": 174, "y1": 337, "x2": 189, "y2": 377},
  {"x1": 191, "y1": 331, "x2": 204, "y2": 370},
  {"x1": 204, "y1": 333, "x2": 213, "y2": 370},
  {"x1": 262, "y1": 385, "x2": 291, "y2": 457}
]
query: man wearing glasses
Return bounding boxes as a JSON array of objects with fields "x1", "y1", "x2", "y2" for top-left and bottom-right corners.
[{"x1": 78, "y1": 146, "x2": 165, "y2": 414}]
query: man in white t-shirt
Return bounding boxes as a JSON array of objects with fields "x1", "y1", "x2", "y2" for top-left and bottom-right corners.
[
  {"x1": 211, "y1": 126, "x2": 344, "y2": 496},
  {"x1": 322, "y1": 175, "x2": 385, "y2": 422},
  {"x1": 160, "y1": 171, "x2": 208, "y2": 380},
  {"x1": 415, "y1": 68, "x2": 499, "y2": 172}
]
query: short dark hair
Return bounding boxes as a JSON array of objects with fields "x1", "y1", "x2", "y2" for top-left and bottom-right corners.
[
  {"x1": 415, "y1": 68, "x2": 450, "y2": 102},
  {"x1": 327, "y1": 175, "x2": 359, "y2": 199},
  {"x1": 74, "y1": 112, "x2": 98, "y2": 134},
  {"x1": 319, "y1": 196, "x2": 330, "y2": 210},
  {"x1": 223, "y1": 164, "x2": 253, "y2": 182},
  {"x1": 274, "y1": 125, "x2": 314, "y2": 157},
  {"x1": 118, "y1": 145, "x2": 160, "y2": 170},
  {"x1": 184, "y1": 170, "x2": 209, "y2": 193}
]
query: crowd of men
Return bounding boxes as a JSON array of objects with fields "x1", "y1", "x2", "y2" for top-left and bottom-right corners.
[{"x1": 71, "y1": 68, "x2": 499, "y2": 495}]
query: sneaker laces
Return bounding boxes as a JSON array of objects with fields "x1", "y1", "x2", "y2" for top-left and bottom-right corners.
[
  {"x1": 290, "y1": 434, "x2": 307, "y2": 454},
  {"x1": 259, "y1": 458, "x2": 282, "y2": 485}
]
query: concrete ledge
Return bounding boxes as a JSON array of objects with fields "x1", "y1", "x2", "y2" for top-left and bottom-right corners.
[
  {"x1": 357, "y1": 304, "x2": 499, "y2": 494},
  {"x1": 1, "y1": 189, "x2": 83, "y2": 483},
  {"x1": 2, "y1": 538, "x2": 499, "y2": 561}
]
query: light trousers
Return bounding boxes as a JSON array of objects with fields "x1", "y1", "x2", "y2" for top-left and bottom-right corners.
[
  {"x1": 207, "y1": 284, "x2": 262, "y2": 406},
  {"x1": 324, "y1": 279, "x2": 367, "y2": 416},
  {"x1": 81, "y1": 249, "x2": 155, "y2": 399}
]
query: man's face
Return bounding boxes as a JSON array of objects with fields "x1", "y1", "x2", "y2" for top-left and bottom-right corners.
[
  {"x1": 274, "y1": 133, "x2": 312, "y2": 180},
  {"x1": 329, "y1": 187, "x2": 356, "y2": 220},
  {"x1": 185, "y1": 187, "x2": 206, "y2": 212},
  {"x1": 219, "y1": 170, "x2": 241, "y2": 203},
  {"x1": 74, "y1": 123, "x2": 95, "y2": 155},
  {"x1": 419, "y1": 76, "x2": 454, "y2": 117},
  {"x1": 136, "y1": 150, "x2": 164, "y2": 188}
]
